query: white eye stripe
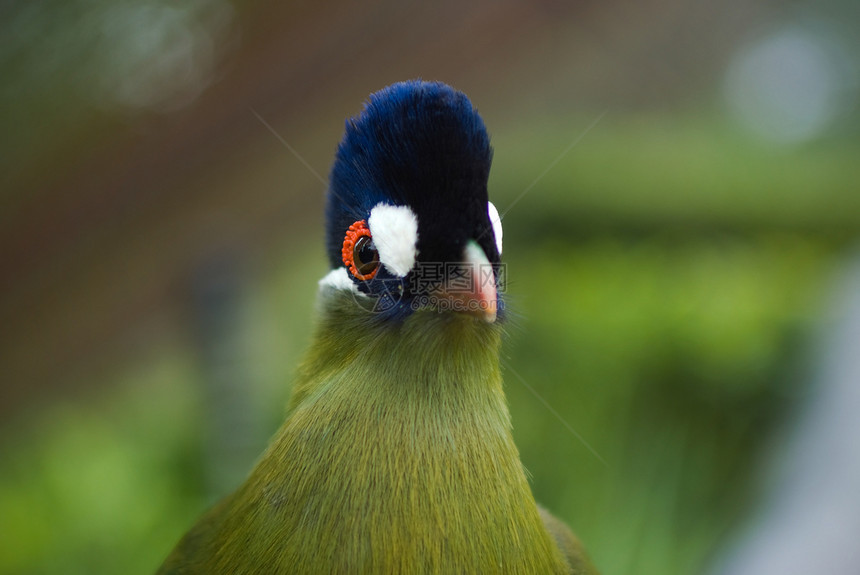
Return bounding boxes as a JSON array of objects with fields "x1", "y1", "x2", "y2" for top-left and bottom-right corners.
[
  {"x1": 367, "y1": 203, "x2": 419, "y2": 277},
  {"x1": 488, "y1": 201, "x2": 503, "y2": 255}
]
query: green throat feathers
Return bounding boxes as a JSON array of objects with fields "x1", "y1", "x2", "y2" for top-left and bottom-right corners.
[{"x1": 159, "y1": 288, "x2": 574, "y2": 574}]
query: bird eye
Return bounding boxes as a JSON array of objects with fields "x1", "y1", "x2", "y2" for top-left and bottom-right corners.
[
  {"x1": 353, "y1": 236, "x2": 379, "y2": 276},
  {"x1": 342, "y1": 220, "x2": 380, "y2": 280}
]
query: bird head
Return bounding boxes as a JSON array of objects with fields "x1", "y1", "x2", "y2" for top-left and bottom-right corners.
[{"x1": 321, "y1": 80, "x2": 504, "y2": 323}]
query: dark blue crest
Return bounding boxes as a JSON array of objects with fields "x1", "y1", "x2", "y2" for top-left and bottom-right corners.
[{"x1": 325, "y1": 80, "x2": 496, "y2": 269}]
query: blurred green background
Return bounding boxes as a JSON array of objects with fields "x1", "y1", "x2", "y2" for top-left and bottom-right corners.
[{"x1": 2, "y1": 1, "x2": 858, "y2": 573}]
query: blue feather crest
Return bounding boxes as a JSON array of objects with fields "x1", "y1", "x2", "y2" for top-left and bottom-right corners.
[{"x1": 325, "y1": 80, "x2": 494, "y2": 270}]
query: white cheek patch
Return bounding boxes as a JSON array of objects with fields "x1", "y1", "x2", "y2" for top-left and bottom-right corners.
[
  {"x1": 367, "y1": 203, "x2": 419, "y2": 277},
  {"x1": 488, "y1": 201, "x2": 503, "y2": 255},
  {"x1": 318, "y1": 267, "x2": 358, "y2": 293}
]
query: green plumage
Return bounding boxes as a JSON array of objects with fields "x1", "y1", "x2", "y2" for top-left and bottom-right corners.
[
  {"x1": 159, "y1": 80, "x2": 596, "y2": 574},
  {"x1": 158, "y1": 288, "x2": 595, "y2": 574}
]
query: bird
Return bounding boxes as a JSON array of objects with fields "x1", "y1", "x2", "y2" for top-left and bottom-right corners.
[{"x1": 157, "y1": 80, "x2": 597, "y2": 574}]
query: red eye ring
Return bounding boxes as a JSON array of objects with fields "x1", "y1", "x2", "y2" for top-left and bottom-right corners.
[{"x1": 342, "y1": 220, "x2": 380, "y2": 280}]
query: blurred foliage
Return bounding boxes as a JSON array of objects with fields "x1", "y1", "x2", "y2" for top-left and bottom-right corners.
[
  {"x1": 0, "y1": 354, "x2": 204, "y2": 575},
  {"x1": 490, "y1": 112, "x2": 860, "y2": 234},
  {"x1": 0, "y1": 254, "x2": 322, "y2": 575},
  {"x1": 3, "y1": 0, "x2": 858, "y2": 572},
  {"x1": 0, "y1": 0, "x2": 236, "y2": 189},
  {"x1": 504, "y1": 235, "x2": 828, "y2": 575},
  {"x1": 0, "y1": 106, "x2": 846, "y2": 575}
]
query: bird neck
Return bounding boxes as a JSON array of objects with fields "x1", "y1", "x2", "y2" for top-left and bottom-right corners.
[
  {"x1": 290, "y1": 289, "x2": 507, "y2": 410},
  {"x1": 233, "y1": 289, "x2": 568, "y2": 573}
]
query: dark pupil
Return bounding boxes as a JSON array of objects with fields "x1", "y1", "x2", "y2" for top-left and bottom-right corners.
[{"x1": 354, "y1": 236, "x2": 379, "y2": 275}]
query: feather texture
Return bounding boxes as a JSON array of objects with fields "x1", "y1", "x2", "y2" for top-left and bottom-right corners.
[
  {"x1": 158, "y1": 288, "x2": 587, "y2": 574},
  {"x1": 158, "y1": 80, "x2": 596, "y2": 574},
  {"x1": 326, "y1": 80, "x2": 497, "y2": 273}
]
